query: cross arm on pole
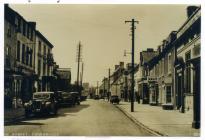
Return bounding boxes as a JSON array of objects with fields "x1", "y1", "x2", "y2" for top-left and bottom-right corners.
[{"x1": 125, "y1": 20, "x2": 139, "y2": 24}]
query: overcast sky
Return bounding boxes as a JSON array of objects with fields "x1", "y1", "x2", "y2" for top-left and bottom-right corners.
[{"x1": 10, "y1": 4, "x2": 189, "y2": 86}]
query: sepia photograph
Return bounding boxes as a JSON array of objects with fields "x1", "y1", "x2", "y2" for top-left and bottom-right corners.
[{"x1": 3, "y1": 2, "x2": 201, "y2": 137}]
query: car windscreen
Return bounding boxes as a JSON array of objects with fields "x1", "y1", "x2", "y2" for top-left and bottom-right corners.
[{"x1": 33, "y1": 93, "x2": 50, "y2": 99}]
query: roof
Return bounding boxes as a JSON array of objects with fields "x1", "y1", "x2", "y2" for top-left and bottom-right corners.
[
  {"x1": 5, "y1": 5, "x2": 36, "y2": 29},
  {"x1": 140, "y1": 51, "x2": 158, "y2": 65},
  {"x1": 36, "y1": 30, "x2": 54, "y2": 48}
]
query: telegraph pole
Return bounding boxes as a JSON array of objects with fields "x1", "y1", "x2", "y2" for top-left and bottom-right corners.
[
  {"x1": 125, "y1": 19, "x2": 139, "y2": 112},
  {"x1": 76, "y1": 41, "x2": 82, "y2": 93},
  {"x1": 80, "y1": 62, "x2": 84, "y2": 86}
]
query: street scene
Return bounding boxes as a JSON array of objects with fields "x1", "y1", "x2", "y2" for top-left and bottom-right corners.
[{"x1": 4, "y1": 4, "x2": 201, "y2": 136}]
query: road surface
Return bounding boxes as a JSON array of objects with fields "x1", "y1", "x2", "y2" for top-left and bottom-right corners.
[{"x1": 5, "y1": 99, "x2": 151, "y2": 136}]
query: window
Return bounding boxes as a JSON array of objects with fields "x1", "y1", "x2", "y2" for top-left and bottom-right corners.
[
  {"x1": 185, "y1": 51, "x2": 191, "y2": 93},
  {"x1": 23, "y1": 22, "x2": 26, "y2": 36},
  {"x1": 27, "y1": 26, "x2": 30, "y2": 39},
  {"x1": 30, "y1": 49, "x2": 33, "y2": 67},
  {"x1": 47, "y1": 65, "x2": 50, "y2": 76},
  {"x1": 17, "y1": 18, "x2": 21, "y2": 33},
  {"x1": 17, "y1": 41, "x2": 20, "y2": 61},
  {"x1": 6, "y1": 46, "x2": 10, "y2": 56},
  {"x1": 168, "y1": 54, "x2": 171, "y2": 73},
  {"x1": 26, "y1": 46, "x2": 29, "y2": 65},
  {"x1": 31, "y1": 30, "x2": 33, "y2": 41},
  {"x1": 7, "y1": 24, "x2": 11, "y2": 37},
  {"x1": 43, "y1": 62, "x2": 46, "y2": 75},
  {"x1": 44, "y1": 45, "x2": 46, "y2": 56},
  {"x1": 161, "y1": 59, "x2": 164, "y2": 75},
  {"x1": 166, "y1": 86, "x2": 172, "y2": 103},
  {"x1": 22, "y1": 44, "x2": 25, "y2": 64},
  {"x1": 38, "y1": 41, "x2": 41, "y2": 54},
  {"x1": 38, "y1": 59, "x2": 41, "y2": 76},
  {"x1": 25, "y1": 24, "x2": 27, "y2": 37}
]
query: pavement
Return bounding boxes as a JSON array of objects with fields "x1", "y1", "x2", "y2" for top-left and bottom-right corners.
[
  {"x1": 4, "y1": 107, "x2": 25, "y2": 124},
  {"x1": 5, "y1": 99, "x2": 150, "y2": 136},
  {"x1": 115, "y1": 101, "x2": 200, "y2": 136}
]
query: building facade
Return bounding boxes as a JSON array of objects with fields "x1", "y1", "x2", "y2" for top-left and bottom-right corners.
[
  {"x1": 148, "y1": 31, "x2": 177, "y2": 107},
  {"x1": 4, "y1": 5, "x2": 36, "y2": 108},
  {"x1": 174, "y1": 6, "x2": 200, "y2": 128},
  {"x1": 35, "y1": 30, "x2": 54, "y2": 92},
  {"x1": 146, "y1": 5, "x2": 200, "y2": 128},
  {"x1": 110, "y1": 62, "x2": 125, "y2": 98},
  {"x1": 137, "y1": 48, "x2": 158, "y2": 104}
]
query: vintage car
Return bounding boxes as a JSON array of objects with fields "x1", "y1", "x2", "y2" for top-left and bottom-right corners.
[
  {"x1": 70, "y1": 92, "x2": 81, "y2": 105},
  {"x1": 110, "y1": 95, "x2": 120, "y2": 104},
  {"x1": 24, "y1": 92, "x2": 58, "y2": 117},
  {"x1": 54, "y1": 91, "x2": 64, "y2": 105},
  {"x1": 60, "y1": 91, "x2": 75, "y2": 106},
  {"x1": 94, "y1": 95, "x2": 100, "y2": 100}
]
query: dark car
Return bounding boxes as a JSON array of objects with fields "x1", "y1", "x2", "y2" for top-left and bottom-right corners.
[
  {"x1": 110, "y1": 95, "x2": 120, "y2": 104},
  {"x1": 55, "y1": 91, "x2": 63, "y2": 105},
  {"x1": 60, "y1": 91, "x2": 75, "y2": 106},
  {"x1": 24, "y1": 92, "x2": 58, "y2": 117},
  {"x1": 94, "y1": 95, "x2": 100, "y2": 100},
  {"x1": 70, "y1": 92, "x2": 81, "y2": 105}
]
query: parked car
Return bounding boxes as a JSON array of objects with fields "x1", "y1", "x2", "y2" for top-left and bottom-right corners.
[
  {"x1": 60, "y1": 91, "x2": 75, "y2": 106},
  {"x1": 110, "y1": 95, "x2": 120, "y2": 104},
  {"x1": 70, "y1": 92, "x2": 81, "y2": 105},
  {"x1": 94, "y1": 95, "x2": 100, "y2": 100},
  {"x1": 24, "y1": 92, "x2": 58, "y2": 117},
  {"x1": 54, "y1": 91, "x2": 63, "y2": 105}
]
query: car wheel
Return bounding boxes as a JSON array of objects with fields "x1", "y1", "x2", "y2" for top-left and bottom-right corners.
[{"x1": 51, "y1": 104, "x2": 57, "y2": 115}]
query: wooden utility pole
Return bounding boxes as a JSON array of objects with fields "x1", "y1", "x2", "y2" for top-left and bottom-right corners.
[
  {"x1": 80, "y1": 62, "x2": 84, "y2": 86},
  {"x1": 76, "y1": 41, "x2": 82, "y2": 92},
  {"x1": 125, "y1": 19, "x2": 139, "y2": 112}
]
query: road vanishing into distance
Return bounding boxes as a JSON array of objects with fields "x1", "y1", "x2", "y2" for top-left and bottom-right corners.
[{"x1": 5, "y1": 99, "x2": 151, "y2": 136}]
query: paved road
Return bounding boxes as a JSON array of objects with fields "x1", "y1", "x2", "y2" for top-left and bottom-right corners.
[{"x1": 5, "y1": 99, "x2": 151, "y2": 136}]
